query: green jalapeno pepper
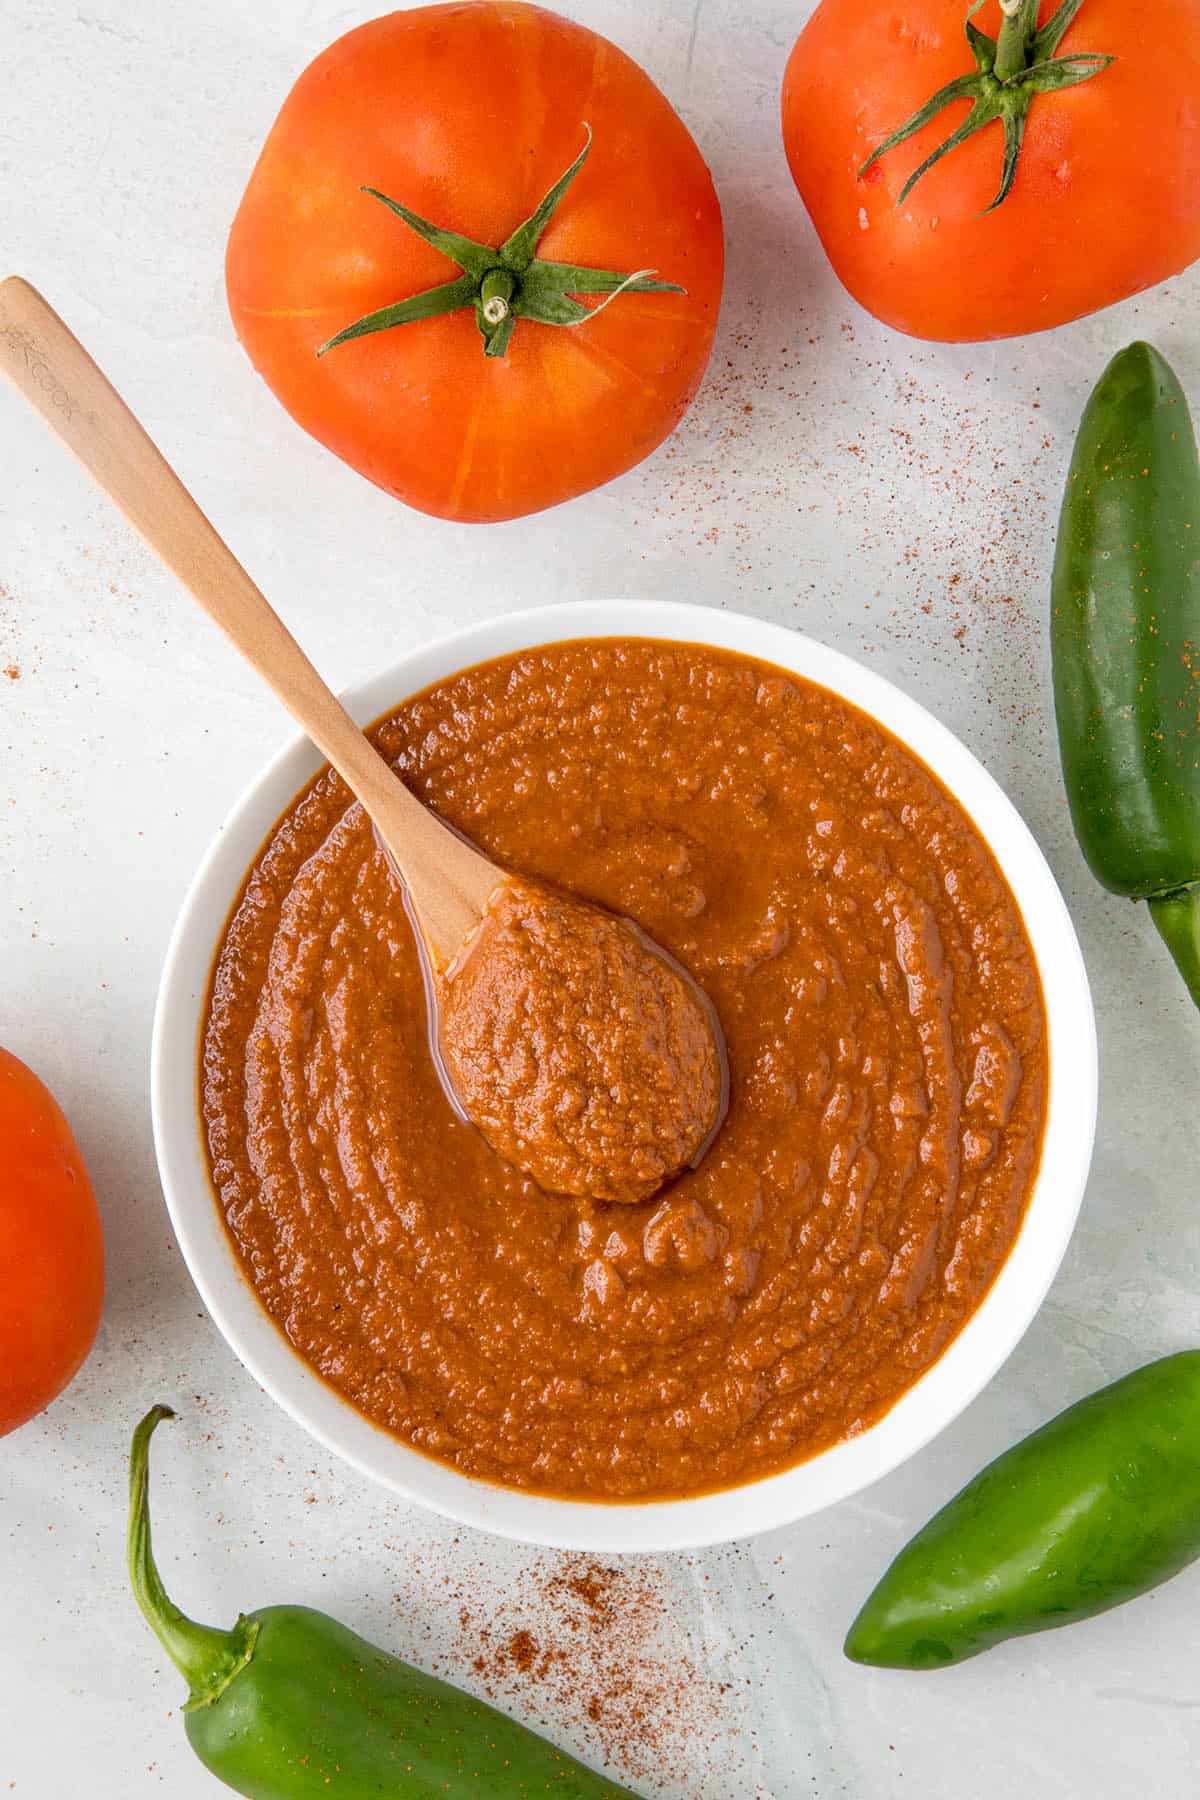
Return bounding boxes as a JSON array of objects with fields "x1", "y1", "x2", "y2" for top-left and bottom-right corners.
[
  {"x1": 128, "y1": 1406, "x2": 640, "y2": 1799},
  {"x1": 844, "y1": 1351, "x2": 1200, "y2": 1669},
  {"x1": 1052, "y1": 340, "x2": 1200, "y2": 1008}
]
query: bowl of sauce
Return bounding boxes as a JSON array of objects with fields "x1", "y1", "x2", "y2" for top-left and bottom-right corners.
[{"x1": 152, "y1": 601, "x2": 1096, "y2": 1550}]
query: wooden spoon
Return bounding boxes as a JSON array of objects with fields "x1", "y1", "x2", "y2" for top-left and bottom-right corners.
[
  {"x1": 0, "y1": 276, "x2": 497, "y2": 970},
  {"x1": 0, "y1": 277, "x2": 727, "y2": 1203}
]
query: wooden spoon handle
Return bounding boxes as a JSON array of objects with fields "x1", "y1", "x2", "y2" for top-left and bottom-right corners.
[{"x1": 0, "y1": 276, "x2": 498, "y2": 963}]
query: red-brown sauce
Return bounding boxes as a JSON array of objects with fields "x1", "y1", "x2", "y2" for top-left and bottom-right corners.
[{"x1": 202, "y1": 640, "x2": 1046, "y2": 1499}]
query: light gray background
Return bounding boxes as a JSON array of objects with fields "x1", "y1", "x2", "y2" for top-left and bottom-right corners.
[{"x1": 2, "y1": 2, "x2": 1198, "y2": 1794}]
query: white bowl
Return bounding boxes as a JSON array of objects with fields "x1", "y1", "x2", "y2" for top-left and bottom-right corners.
[{"x1": 152, "y1": 600, "x2": 1096, "y2": 1552}]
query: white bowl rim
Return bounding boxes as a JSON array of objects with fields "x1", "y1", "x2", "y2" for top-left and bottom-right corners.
[{"x1": 151, "y1": 599, "x2": 1097, "y2": 1553}]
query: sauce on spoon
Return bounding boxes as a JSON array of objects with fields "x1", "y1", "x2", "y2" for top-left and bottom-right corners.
[{"x1": 438, "y1": 879, "x2": 727, "y2": 1204}]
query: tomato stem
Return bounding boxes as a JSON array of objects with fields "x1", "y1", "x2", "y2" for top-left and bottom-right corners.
[
  {"x1": 480, "y1": 269, "x2": 515, "y2": 326},
  {"x1": 994, "y1": 0, "x2": 1038, "y2": 81}
]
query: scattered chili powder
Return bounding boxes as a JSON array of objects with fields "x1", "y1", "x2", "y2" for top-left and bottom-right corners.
[
  {"x1": 441, "y1": 1555, "x2": 728, "y2": 1791},
  {"x1": 624, "y1": 298, "x2": 1054, "y2": 742},
  {"x1": 561, "y1": 1566, "x2": 613, "y2": 1613},
  {"x1": 3, "y1": 665, "x2": 18, "y2": 681},
  {"x1": 506, "y1": 1627, "x2": 538, "y2": 1673}
]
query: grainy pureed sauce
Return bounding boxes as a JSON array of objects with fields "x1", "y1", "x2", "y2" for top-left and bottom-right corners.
[
  {"x1": 439, "y1": 879, "x2": 725, "y2": 1205},
  {"x1": 203, "y1": 640, "x2": 1046, "y2": 1500}
]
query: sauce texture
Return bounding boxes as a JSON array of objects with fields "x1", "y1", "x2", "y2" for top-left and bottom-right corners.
[
  {"x1": 202, "y1": 640, "x2": 1047, "y2": 1500},
  {"x1": 438, "y1": 879, "x2": 725, "y2": 1205}
]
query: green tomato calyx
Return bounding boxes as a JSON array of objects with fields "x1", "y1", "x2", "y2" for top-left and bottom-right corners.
[
  {"x1": 859, "y1": 0, "x2": 1114, "y2": 213},
  {"x1": 318, "y1": 126, "x2": 684, "y2": 361}
]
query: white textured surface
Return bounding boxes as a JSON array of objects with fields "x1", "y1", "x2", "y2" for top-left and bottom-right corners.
[{"x1": 1, "y1": 1, "x2": 1198, "y2": 1795}]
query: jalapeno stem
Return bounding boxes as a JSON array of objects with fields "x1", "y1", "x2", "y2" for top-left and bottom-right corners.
[
  {"x1": 128, "y1": 1406, "x2": 259, "y2": 1710},
  {"x1": 1148, "y1": 888, "x2": 1200, "y2": 1011}
]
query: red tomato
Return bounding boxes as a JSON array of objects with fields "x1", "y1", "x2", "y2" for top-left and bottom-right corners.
[
  {"x1": 782, "y1": 0, "x2": 1200, "y2": 341},
  {"x1": 0, "y1": 1049, "x2": 104, "y2": 1436},
  {"x1": 227, "y1": 3, "x2": 723, "y2": 522}
]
